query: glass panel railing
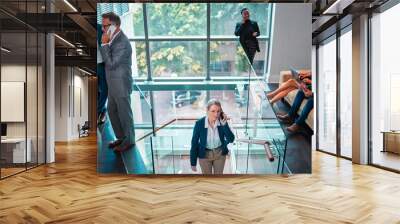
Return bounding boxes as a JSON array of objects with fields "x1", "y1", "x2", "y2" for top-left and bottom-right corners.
[
  {"x1": 122, "y1": 41, "x2": 289, "y2": 175},
  {"x1": 123, "y1": 134, "x2": 154, "y2": 174},
  {"x1": 151, "y1": 136, "x2": 174, "y2": 174},
  {"x1": 151, "y1": 135, "x2": 198, "y2": 174},
  {"x1": 132, "y1": 82, "x2": 155, "y2": 141},
  {"x1": 144, "y1": 134, "x2": 285, "y2": 174},
  {"x1": 152, "y1": 90, "x2": 205, "y2": 126},
  {"x1": 150, "y1": 123, "x2": 198, "y2": 174},
  {"x1": 144, "y1": 129, "x2": 285, "y2": 174},
  {"x1": 233, "y1": 138, "x2": 280, "y2": 174},
  {"x1": 233, "y1": 42, "x2": 288, "y2": 173},
  {"x1": 119, "y1": 83, "x2": 156, "y2": 174}
]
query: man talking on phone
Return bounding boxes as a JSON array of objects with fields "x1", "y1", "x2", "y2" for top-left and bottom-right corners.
[
  {"x1": 234, "y1": 8, "x2": 260, "y2": 65},
  {"x1": 100, "y1": 12, "x2": 135, "y2": 152}
]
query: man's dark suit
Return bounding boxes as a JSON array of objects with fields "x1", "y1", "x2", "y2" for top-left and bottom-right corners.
[{"x1": 234, "y1": 20, "x2": 260, "y2": 64}]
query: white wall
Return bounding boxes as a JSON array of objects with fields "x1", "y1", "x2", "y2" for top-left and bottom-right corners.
[
  {"x1": 54, "y1": 67, "x2": 89, "y2": 141},
  {"x1": 1, "y1": 65, "x2": 26, "y2": 139},
  {"x1": 1, "y1": 65, "x2": 37, "y2": 137},
  {"x1": 268, "y1": 3, "x2": 312, "y2": 83},
  {"x1": 1, "y1": 63, "x2": 46, "y2": 164}
]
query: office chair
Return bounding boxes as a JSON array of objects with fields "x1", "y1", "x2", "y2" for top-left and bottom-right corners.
[{"x1": 78, "y1": 121, "x2": 90, "y2": 138}]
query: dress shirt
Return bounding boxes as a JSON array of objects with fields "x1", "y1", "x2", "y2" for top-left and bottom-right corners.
[
  {"x1": 204, "y1": 116, "x2": 223, "y2": 149},
  {"x1": 97, "y1": 42, "x2": 103, "y2": 63}
]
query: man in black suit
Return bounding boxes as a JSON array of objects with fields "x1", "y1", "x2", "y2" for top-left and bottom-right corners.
[{"x1": 234, "y1": 8, "x2": 260, "y2": 65}]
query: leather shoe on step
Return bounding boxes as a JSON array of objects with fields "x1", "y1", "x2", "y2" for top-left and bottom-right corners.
[
  {"x1": 287, "y1": 123, "x2": 301, "y2": 132},
  {"x1": 97, "y1": 112, "x2": 107, "y2": 125},
  {"x1": 108, "y1": 139, "x2": 123, "y2": 148},
  {"x1": 277, "y1": 114, "x2": 293, "y2": 124},
  {"x1": 114, "y1": 143, "x2": 135, "y2": 152}
]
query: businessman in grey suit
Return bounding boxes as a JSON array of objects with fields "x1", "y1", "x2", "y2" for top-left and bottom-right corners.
[{"x1": 100, "y1": 12, "x2": 135, "y2": 152}]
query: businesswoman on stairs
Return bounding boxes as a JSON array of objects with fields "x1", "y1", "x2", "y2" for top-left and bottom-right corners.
[{"x1": 190, "y1": 99, "x2": 235, "y2": 174}]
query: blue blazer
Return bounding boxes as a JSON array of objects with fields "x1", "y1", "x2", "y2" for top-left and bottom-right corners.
[{"x1": 190, "y1": 117, "x2": 235, "y2": 166}]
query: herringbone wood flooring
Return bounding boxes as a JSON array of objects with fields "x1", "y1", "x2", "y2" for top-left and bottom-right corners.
[{"x1": 1, "y1": 135, "x2": 400, "y2": 223}]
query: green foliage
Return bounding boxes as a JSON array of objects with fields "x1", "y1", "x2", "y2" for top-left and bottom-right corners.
[
  {"x1": 130, "y1": 3, "x2": 270, "y2": 77},
  {"x1": 133, "y1": 42, "x2": 147, "y2": 77},
  {"x1": 131, "y1": 5, "x2": 145, "y2": 36},
  {"x1": 148, "y1": 3, "x2": 206, "y2": 36},
  {"x1": 150, "y1": 42, "x2": 204, "y2": 76}
]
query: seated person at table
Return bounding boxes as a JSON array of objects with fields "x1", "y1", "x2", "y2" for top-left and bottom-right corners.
[
  {"x1": 277, "y1": 78, "x2": 313, "y2": 132},
  {"x1": 266, "y1": 70, "x2": 311, "y2": 104}
]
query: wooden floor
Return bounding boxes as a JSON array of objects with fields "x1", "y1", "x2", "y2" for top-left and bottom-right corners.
[
  {"x1": 1, "y1": 167, "x2": 26, "y2": 178},
  {"x1": 1, "y1": 135, "x2": 400, "y2": 223}
]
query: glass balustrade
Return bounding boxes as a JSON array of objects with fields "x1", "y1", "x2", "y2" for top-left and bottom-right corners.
[
  {"x1": 97, "y1": 82, "x2": 154, "y2": 174},
  {"x1": 99, "y1": 41, "x2": 289, "y2": 174},
  {"x1": 117, "y1": 42, "x2": 289, "y2": 174}
]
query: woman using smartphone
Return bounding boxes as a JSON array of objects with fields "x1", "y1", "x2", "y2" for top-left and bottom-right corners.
[{"x1": 190, "y1": 99, "x2": 235, "y2": 174}]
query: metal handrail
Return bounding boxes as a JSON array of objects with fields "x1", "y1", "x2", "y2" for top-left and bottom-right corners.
[{"x1": 236, "y1": 138, "x2": 274, "y2": 162}]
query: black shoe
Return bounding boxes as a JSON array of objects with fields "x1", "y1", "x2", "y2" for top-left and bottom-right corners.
[
  {"x1": 287, "y1": 123, "x2": 301, "y2": 132},
  {"x1": 114, "y1": 143, "x2": 135, "y2": 152},
  {"x1": 97, "y1": 112, "x2": 107, "y2": 125},
  {"x1": 108, "y1": 139, "x2": 123, "y2": 149},
  {"x1": 277, "y1": 114, "x2": 293, "y2": 124}
]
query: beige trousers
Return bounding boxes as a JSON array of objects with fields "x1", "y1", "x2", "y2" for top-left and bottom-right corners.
[{"x1": 199, "y1": 148, "x2": 226, "y2": 174}]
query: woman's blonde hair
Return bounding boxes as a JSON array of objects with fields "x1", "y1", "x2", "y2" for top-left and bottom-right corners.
[{"x1": 207, "y1": 99, "x2": 222, "y2": 111}]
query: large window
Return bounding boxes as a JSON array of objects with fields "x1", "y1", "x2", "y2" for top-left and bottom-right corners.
[
  {"x1": 339, "y1": 27, "x2": 352, "y2": 158},
  {"x1": 370, "y1": 3, "x2": 400, "y2": 171},
  {"x1": 130, "y1": 41, "x2": 147, "y2": 78},
  {"x1": 317, "y1": 35, "x2": 337, "y2": 154},
  {"x1": 210, "y1": 4, "x2": 271, "y2": 37},
  {"x1": 97, "y1": 3, "x2": 273, "y2": 79},
  {"x1": 149, "y1": 41, "x2": 206, "y2": 78},
  {"x1": 147, "y1": 3, "x2": 207, "y2": 37},
  {"x1": 316, "y1": 27, "x2": 353, "y2": 159}
]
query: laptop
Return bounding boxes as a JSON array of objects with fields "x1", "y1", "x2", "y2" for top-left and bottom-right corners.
[{"x1": 290, "y1": 68, "x2": 302, "y2": 82}]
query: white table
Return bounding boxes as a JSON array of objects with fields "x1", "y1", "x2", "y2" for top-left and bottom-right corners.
[{"x1": 1, "y1": 138, "x2": 31, "y2": 163}]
